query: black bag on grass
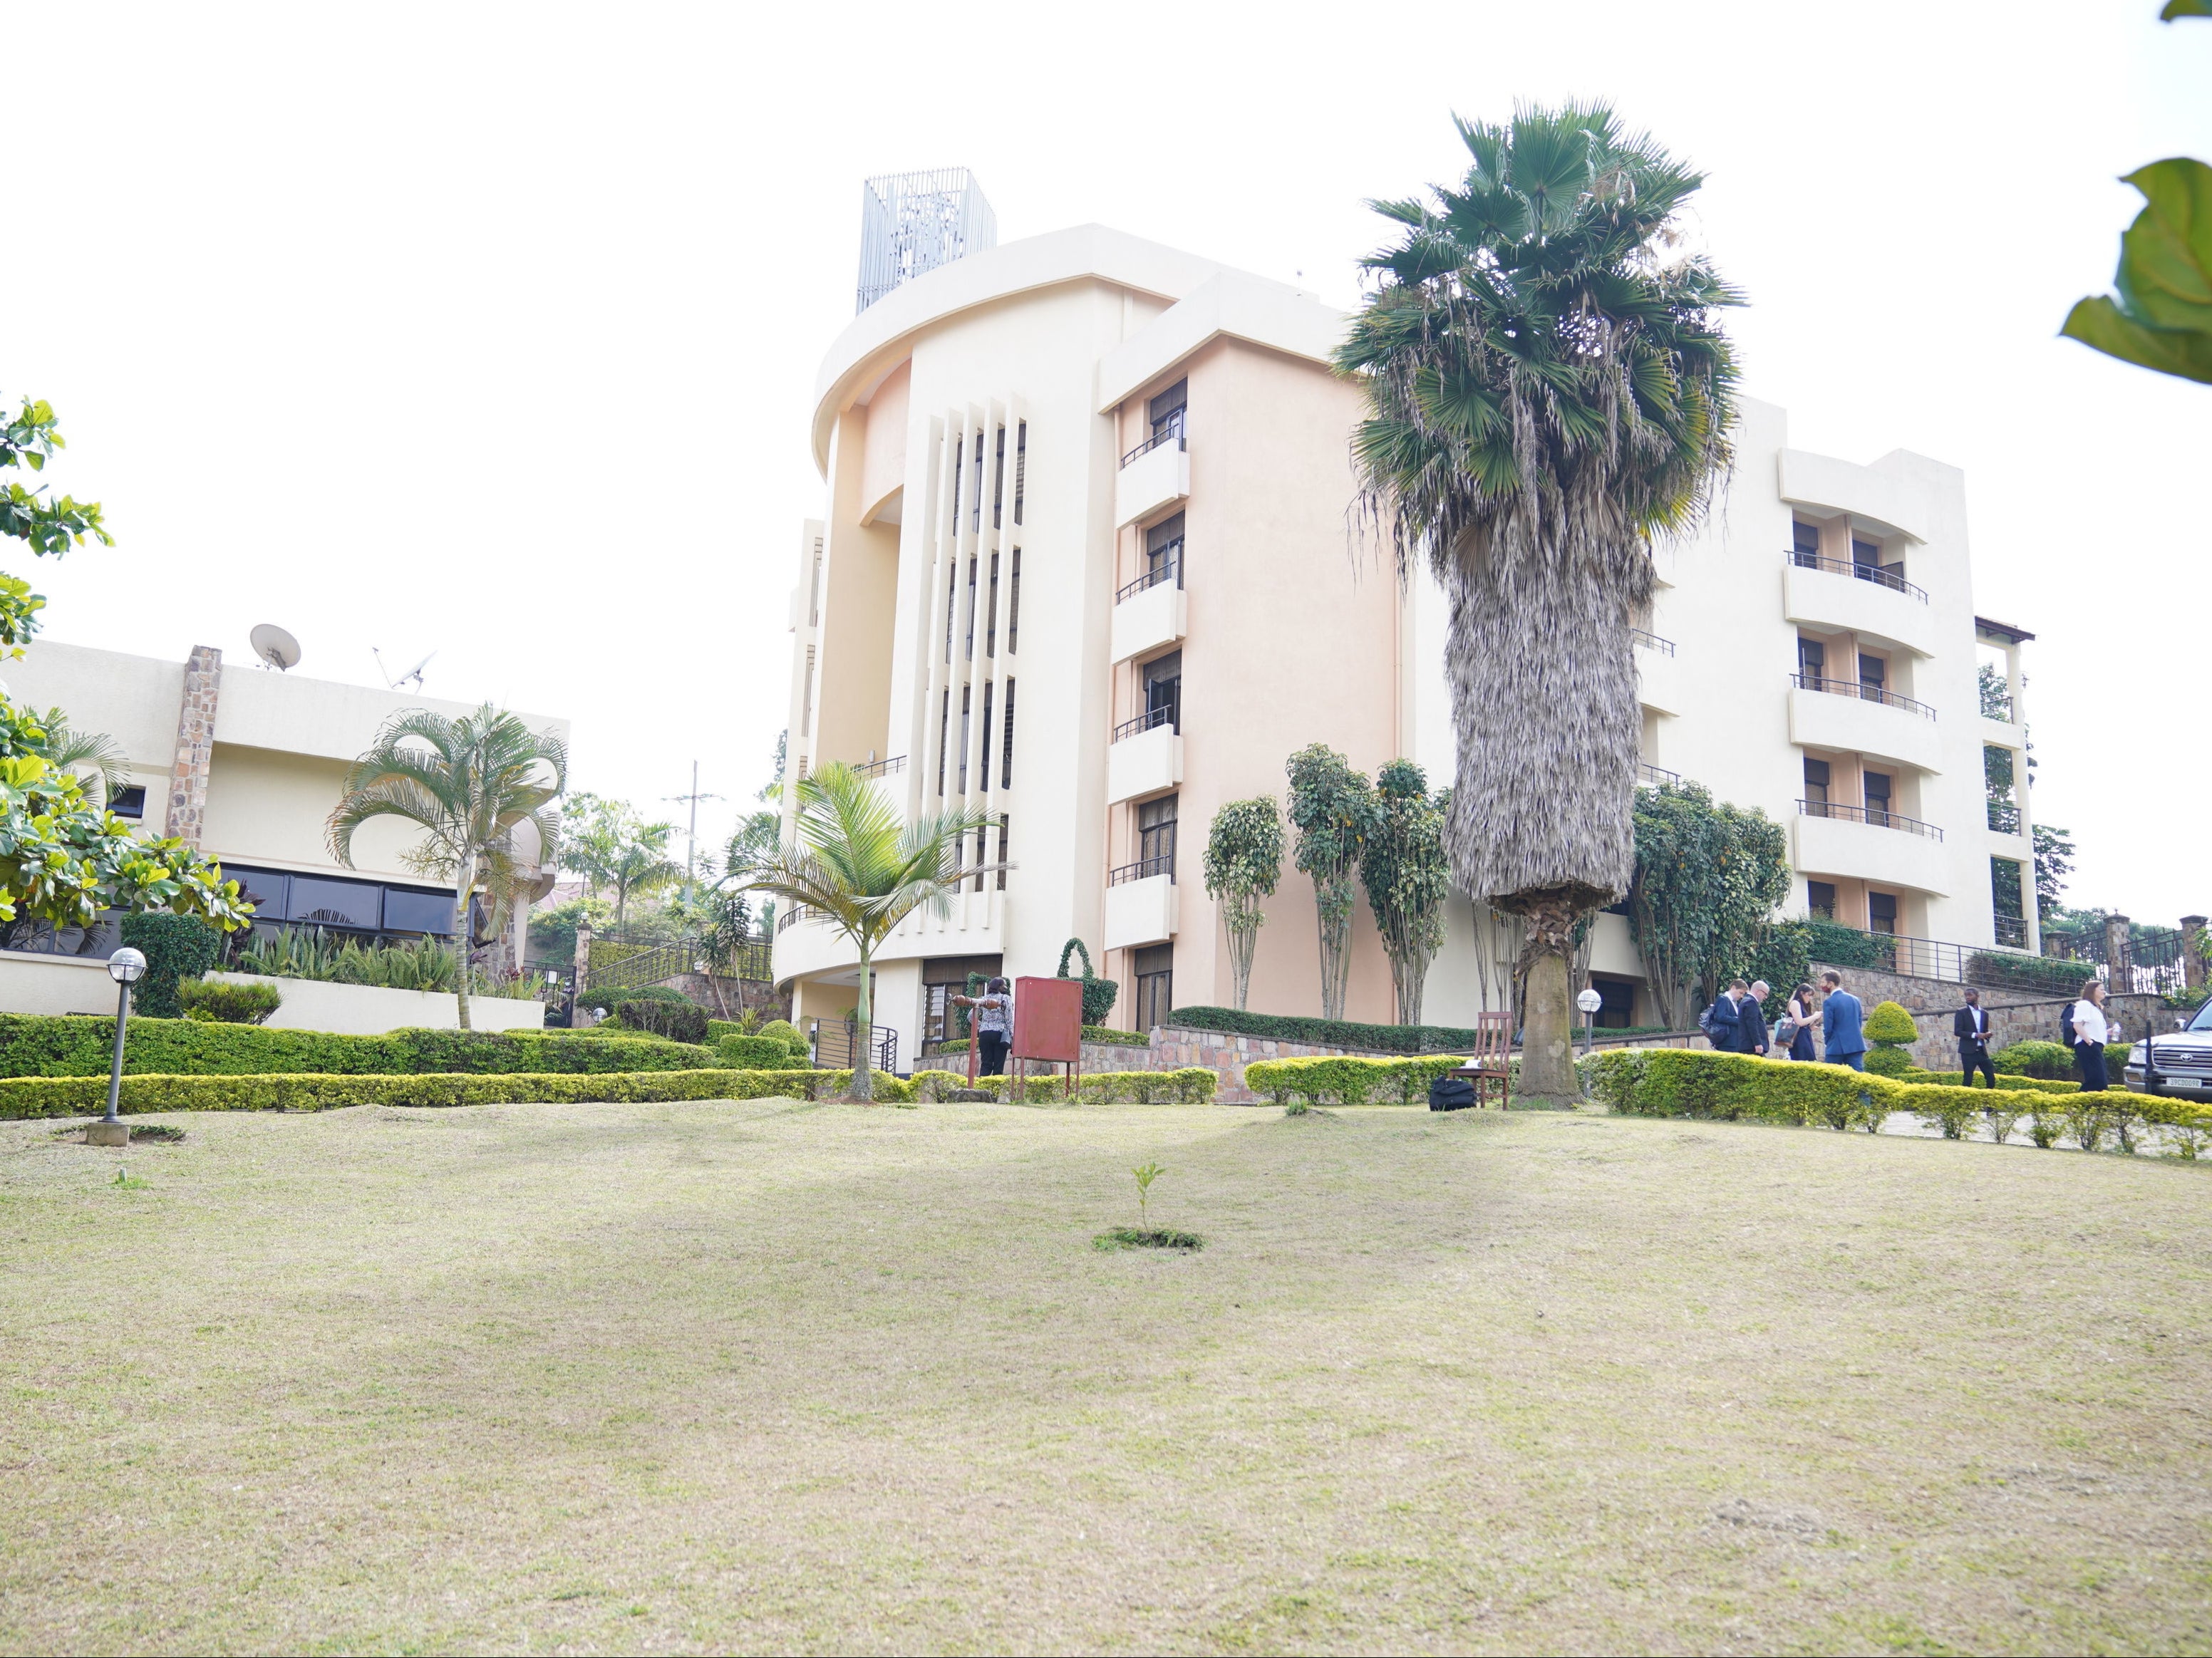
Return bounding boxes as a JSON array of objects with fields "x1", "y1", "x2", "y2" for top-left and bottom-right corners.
[{"x1": 1428, "y1": 1073, "x2": 1477, "y2": 1112}]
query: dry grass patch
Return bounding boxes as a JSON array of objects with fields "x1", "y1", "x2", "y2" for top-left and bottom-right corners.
[{"x1": 1, "y1": 1099, "x2": 2208, "y2": 1654}]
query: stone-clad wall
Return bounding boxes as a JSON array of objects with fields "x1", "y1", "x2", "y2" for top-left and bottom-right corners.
[{"x1": 1805, "y1": 960, "x2": 2187, "y2": 1070}]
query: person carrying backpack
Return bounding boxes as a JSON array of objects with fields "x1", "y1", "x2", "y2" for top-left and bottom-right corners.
[{"x1": 1701, "y1": 983, "x2": 1743, "y2": 1050}]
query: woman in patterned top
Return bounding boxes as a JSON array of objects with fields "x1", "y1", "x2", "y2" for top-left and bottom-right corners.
[{"x1": 951, "y1": 976, "x2": 1013, "y2": 1076}]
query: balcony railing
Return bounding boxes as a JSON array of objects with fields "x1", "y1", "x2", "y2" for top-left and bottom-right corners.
[
  {"x1": 810, "y1": 1018, "x2": 897, "y2": 1072},
  {"x1": 853, "y1": 755, "x2": 906, "y2": 779},
  {"x1": 1798, "y1": 798, "x2": 1943, "y2": 841},
  {"x1": 1630, "y1": 628, "x2": 1676, "y2": 656},
  {"x1": 1110, "y1": 854, "x2": 1175, "y2": 886},
  {"x1": 1789, "y1": 672, "x2": 1936, "y2": 720},
  {"x1": 775, "y1": 903, "x2": 817, "y2": 934},
  {"x1": 1787, "y1": 549, "x2": 1929, "y2": 603},
  {"x1": 1117, "y1": 559, "x2": 1179, "y2": 603},
  {"x1": 1994, "y1": 914, "x2": 2028, "y2": 948},
  {"x1": 1987, "y1": 801, "x2": 2021, "y2": 834},
  {"x1": 1120, "y1": 428, "x2": 1186, "y2": 467},
  {"x1": 1637, "y1": 762, "x2": 1681, "y2": 787},
  {"x1": 1112, "y1": 706, "x2": 1177, "y2": 742}
]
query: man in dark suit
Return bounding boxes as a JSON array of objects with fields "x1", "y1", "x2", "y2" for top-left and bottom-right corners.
[
  {"x1": 1738, "y1": 979, "x2": 1772, "y2": 1057},
  {"x1": 1819, "y1": 970, "x2": 1867, "y2": 1071},
  {"x1": 1954, "y1": 988, "x2": 1997, "y2": 1087}
]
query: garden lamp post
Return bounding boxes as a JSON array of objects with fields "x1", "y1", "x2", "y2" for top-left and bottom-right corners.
[
  {"x1": 1576, "y1": 985, "x2": 1603, "y2": 1059},
  {"x1": 91, "y1": 947, "x2": 148, "y2": 1146}
]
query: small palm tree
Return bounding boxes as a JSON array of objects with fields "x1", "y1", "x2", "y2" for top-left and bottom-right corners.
[
  {"x1": 1339, "y1": 103, "x2": 1740, "y2": 1102},
  {"x1": 35, "y1": 707, "x2": 130, "y2": 808},
  {"x1": 604, "y1": 822, "x2": 685, "y2": 929},
  {"x1": 326, "y1": 704, "x2": 566, "y2": 1030},
  {"x1": 743, "y1": 762, "x2": 996, "y2": 1102}
]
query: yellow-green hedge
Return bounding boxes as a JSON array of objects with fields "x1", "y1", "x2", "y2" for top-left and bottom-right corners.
[
  {"x1": 1578, "y1": 1048, "x2": 2211, "y2": 1154},
  {"x1": 907, "y1": 1067, "x2": 1218, "y2": 1104},
  {"x1": 1243, "y1": 1055, "x2": 1471, "y2": 1107},
  {"x1": 0, "y1": 1068, "x2": 896, "y2": 1119}
]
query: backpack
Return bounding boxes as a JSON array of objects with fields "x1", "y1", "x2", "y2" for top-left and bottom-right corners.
[
  {"x1": 1698, "y1": 1000, "x2": 1723, "y2": 1048},
  {"x1": 2059, "y1": 1003, "x2": 2077, "y2": 1045},
  {"x1": 1428, "y1": 1074, "x2": 1477, "y2": 1113}
]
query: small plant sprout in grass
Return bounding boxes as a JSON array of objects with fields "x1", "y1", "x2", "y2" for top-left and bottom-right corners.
[
  {"x1": 1133, "y1": 1161, "x2": 1164, "y2": 1227},
  {"x1": 1092, "y1": 1161, "x2": 1204, "y2": 1252},
  {"x1": 112, "y1": 1167, "x2": 150, "y2": 1191}
]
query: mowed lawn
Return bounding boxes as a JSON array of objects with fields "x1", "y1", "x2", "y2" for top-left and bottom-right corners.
[{"x1": 3, "y1": 1099, "x2": 2209, "y2": 1657}]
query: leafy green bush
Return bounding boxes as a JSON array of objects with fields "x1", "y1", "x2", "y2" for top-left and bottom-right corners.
[
  {"x1": 0, "y1": 1067, "x2": 839, "y2": 1119},
  {"x1": 1864, "y1": 1000, "x2": 1918, "y2": 1045},
  {"x1": 1864, "y1": 1047, "x2": 1913, "y2": 1077},
  {"x1": 1242, "y1": 1055, "x2": 1469, "y2": 1107},
  {"x1": 1082, "y1": 1025, "x2": 1150, "y2": 1047},
  {"x1": 906, "y1": 1067, "x2": 1217, "y2": 1105},
  {"x1": 1169, "y1": 1005, "x2": 1492, "y2": 1055},
  {"x1": 715, "y1": 1033, "x2": 804, "y2": 1070},
  {"x1": 0, "y1": 1013, "x2": 719, "y2": 1079},
  {"x1": 1899, "y1": 1065, "x2": 2077, "y2": 1094},
  {"x1": 118, "y1": 913, "x2": 224, "y2": 1020},
  {"x1": 1057, "y1": 938, "x2": 1120, "y2": 1025},
  {"x1": 616, "y1": 998, "x2": 708, "y2": 1044},
  {"x1": 1578, "y1": 1047, "x2": 2191, "y2": 1149},
  {"x1": 1993, "y1": 1039, "x2": 2074, "y2": 1077},
  {"x1": 753, "y1": 1018, "x2": 810, "y2": 1059},
  {"x1": 1967, "y1": 950, "x2": 2095, "y2": 996},
  {"x1": 177, "y1": 979, "x2": 282, "y2": 1025}
]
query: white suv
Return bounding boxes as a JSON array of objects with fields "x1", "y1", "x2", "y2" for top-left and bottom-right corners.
[{"x1": 2126, "y1": 998, "x2": 2212, "y2": 1099}]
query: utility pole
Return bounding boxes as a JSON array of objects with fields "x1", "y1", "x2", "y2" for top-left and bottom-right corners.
[{"x1": 666, "y1": 761, "x2": 723, "y2": 907}]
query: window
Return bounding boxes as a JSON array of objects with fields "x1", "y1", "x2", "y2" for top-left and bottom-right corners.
[
  {"x1": 979, "y1": 683, "x2": 995, "y2": 792},
  {"x1": 971, "y1": 431, "x2": 985, "y2": 533},
  {"x1": 289, "y1": 875, "x2": 381, "y2": 931},
  {"x1": 1133, "y1": 943, "x2": 1174, "y2": 1031},
  {"x1": 1137, "y1": 794, "x2": 1178, "y2": 879},
  {"x1": 922, "y1": 954, "x2": 1003, "y2": 1045},
  {"x1": 937, "y1": 689, "x2": 950, "y2": 794},
  {"x1": 985, "y1": 551, "x2": 1000, "y2": 656},
  {"x1": 1803, "y1": 757, "x2": 1831, "y2": 814},
  {"x1": 963, "y1": 555, "x2": 978, "y2": 660},
  {"x1": 944, "y1": 552, "x2": 956, "y2": 663},
  {"x1": 1797, "y1": 637, "x2": 1826, "y2": 681},
  {"x1": 225, "y1": 864, "x2": 291, "y2": 918},
  {"x1": 1590, "y1": 978, "x2": 1635, "y2": 1030},
  {"x1": 1863, "y1": 770, "x2": 1893, "y2": 825},
  {"x1": 1868, "y1": 891, "x2": 1899, "y2": 935},
  {"x1": 1145, "y1": 512, "x2": 1185, "y2": 589},
  {"x1": 995, "y1": 813, "x2": 1010, "y2": 892},
  {"x1": 1006, "y1": 549, "x2": 1020, "y2": 654},
  {"x1": 949, "y1": 431, "x2": 962, "y2": 532},
  {"x1": 999, "y1": 678, "x2": 1017, "y2": 787},
  {"x1": 1807, "y1": 880, "x2": 1838, "y2": 922},
  {"x1": 108, "y1": 784, "x2": 146, "y2": 820},
  {"x1": 383, "y1": 886, "x2": 459, "y2": 935},
  {"x1": 958, "y1": 685, "x2": 972, "y2": 792},
  {"x1": 802, "y1": 644, "x2": 816, "y2": 732},
  {"x1": 1143, "y1": 650, "x2": 1182, "y2": 732},
  {"x1": 1148, "y1": 379, "x2": 1187, "y2": 445},
  {"x1": 1013, "y1": 421, "x2": 1026, "y2": 527},
  {"x1": 1852, "y1": 537, "x2": 1881, "y2": 570},
  {"x1": 807, "y1": 534, "x2": 824, "y2": 627},
  {"x1": 1792, "y1": 521, "x2": 1821, "y2": 564},
  {"x1": 992, "y1": 425, "x2": 1007, "y2": 529},
  {"x1": 1858, "y1": 653, "x2": 1886, "y2": 694}
]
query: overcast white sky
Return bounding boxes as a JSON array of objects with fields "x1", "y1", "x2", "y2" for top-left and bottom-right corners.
[{"x1": 5, "y1": 1, "x2": 2206, "y2": 924}]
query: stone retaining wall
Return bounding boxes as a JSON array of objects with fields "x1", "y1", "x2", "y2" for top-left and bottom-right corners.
[{"x1": 1807, "y1": 960, "x2": 2186, "y2": 1072}]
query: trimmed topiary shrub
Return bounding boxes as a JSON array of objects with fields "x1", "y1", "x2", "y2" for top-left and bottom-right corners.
[
  {"x1": 1863, "y1": 1000, "x2": 1918, "y2": 1077},
  {"x1": 754, "y1": 1018, "x2": 810, "y2": 1059},
  {"x1": 177, "y1": 978, "x2": 282, "y2": 1025},
  {"x1": 715, "y1": 1033, "x2": 805, "y2": 1070},
  {"x1": 1993, "y1": 1039, "x2": 2074, "y2": 1078},
  {"x1": 1056, "y1": 938, "x2": 1120, "y2": 1026},
  {"x1": 0, "y1": 1067, "x2": 841, "y2": 1119},
  {"x1": 118, "y1": 914, "x2": 225, "y2": 1020}
]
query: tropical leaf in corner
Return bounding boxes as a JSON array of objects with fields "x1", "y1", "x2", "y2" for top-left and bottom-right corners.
[{"x1": 2062, "y1": 157, "x2": 2212, "y2": 384}]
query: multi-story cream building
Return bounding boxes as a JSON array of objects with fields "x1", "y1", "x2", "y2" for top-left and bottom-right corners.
[
  {"x1": 2, "y1": 638, "x2": 569, "y2": 974},
  {"x1": 776, "y1": 214, "x2": 2037, "y2": 1057}
]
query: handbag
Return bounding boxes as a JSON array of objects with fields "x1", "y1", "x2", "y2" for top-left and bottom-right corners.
[{"x1": 1774, "y1": 1014, "x2": 1799, "y2": 1046}]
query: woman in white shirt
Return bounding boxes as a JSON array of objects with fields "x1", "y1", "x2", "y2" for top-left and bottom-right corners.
[{"x1": 2070, "y1": 978, "x2": 2115, "y2": 1092}]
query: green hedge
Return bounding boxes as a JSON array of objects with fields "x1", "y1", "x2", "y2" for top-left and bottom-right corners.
[
  {"x1": 118, "y1": 913, "x2": 225, "y2": 1020},
  {"x1": 715, "y1": 1034, "x2": 806, "y2": 1070},
  {"x1": 906, "y1": 1067, "x2": 1218, "y2": 1104},
  {"x1": 0, "y1": 1067, "x2": 850, "y2": 1119},
  {"x1": 1968, "y1": 951, "x2": 2098, "y2": 996},
  {"x1": 1243, "y1": 1055, "x2": 1469, "y2": 1107},
  {"x1": 0, "y1": 1014, "x2": 720, "y2": 1079},
  {"x1": 1578, "y1": 1048, "x2": 2209, "y2": 1154},
  {"x1": 1167, "y1": 1005, "x2": 1494, "y2": 1055}
]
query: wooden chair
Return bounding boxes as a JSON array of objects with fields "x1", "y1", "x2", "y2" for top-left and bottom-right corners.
[{"x1": 1463, "y1": 1010, "x2": 1513, "y2": 1109}]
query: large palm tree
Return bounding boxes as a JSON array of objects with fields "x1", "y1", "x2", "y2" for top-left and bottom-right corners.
[
  {"x1": 327, "y1": 704, "x2": 567, "y2": 1030},
  {"x1": 1338, "y1": 104, "x2": 1741, "y2": 1102},
  {"x1": 742, "y1": 762, "x2": 995, "y2": 1102}
]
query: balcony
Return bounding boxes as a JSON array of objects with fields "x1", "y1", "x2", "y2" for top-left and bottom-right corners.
[
  {"x1": 1783, "y1": 551, "x2": 1936, "y2": 657},
  {"x1": 1793, "y1": 800, "x2": 1950, "y2": 896},
  {"x1": 1986, "y1": 801, "x2": 2021, "y2": 835},
  {"x1": 1107, "y1": 708, "x2": 1182, "y2": 805},
  {"x1": 1104, "y1": 864, "x2": 1177, "y2": 950},
  {"x1": 852, "y1": 754, "x2": 906, "y2": 779},
  {"x1": 1636, "y1": 762, "x2": 1681, "y2": 788},
  {"x1": 1787, "y1": 675, "x2": 1943, "y2": 773},
  {"x1": 1115, "y1": 431, "x2": 1189, "y2": 529},
  {"x1": 1112, "y1": 566, "x2": 1187, "y2": 663},
  {"x1": 1633, "y1": 628, "x2": 1682, "y2": 715}
]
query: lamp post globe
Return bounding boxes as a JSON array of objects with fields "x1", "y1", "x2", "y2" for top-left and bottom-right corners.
[
  {"x1": 1575, "y1": 987, "x2": 1603, "y2": 1059},
  {"x1": 92, "y1": 948, "x2": 150, "y2": 1146}
]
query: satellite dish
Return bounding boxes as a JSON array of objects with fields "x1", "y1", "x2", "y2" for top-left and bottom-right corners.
[
  {"x1": 373, "y1": 647, "x2": 434, "y2": 691},
  {"x1": 249, "y1": 623, "x2": 301, "y2": 672}
]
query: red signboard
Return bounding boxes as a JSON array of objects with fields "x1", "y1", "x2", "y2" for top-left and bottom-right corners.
[{"x1": 1011, "y1": 975, "x2": 1083, "y2": 1062}]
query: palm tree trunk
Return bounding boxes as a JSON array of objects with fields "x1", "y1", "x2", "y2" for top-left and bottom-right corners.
[
  {"x1": 847, "y1": 943, "x2": 876, "y2": 1102},
  {"x1": 450, "y1": 854, "x2": 477, "y2": 1032},
  {"x1": 1517, "y1": 891, "x2": 1581, "y2": 1105}
]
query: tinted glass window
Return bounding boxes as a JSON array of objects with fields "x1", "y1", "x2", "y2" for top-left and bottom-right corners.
[
  {"x1": 288, "y1": 875, "x2": 381, "y2": 930},
  {"x1": 383, "y1": 886, "x2": 457, "y2": 935},
  {"x1": 222, "y1": 865, "x2": 291, "y2": 917},
  {"x1": 109, "y1": 785, "x2": 147, "y2": 819}
]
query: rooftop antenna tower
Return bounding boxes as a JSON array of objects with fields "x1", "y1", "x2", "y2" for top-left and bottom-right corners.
[{"x1": 856, "y1": 168, "x2": 996, "y2": 313}]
